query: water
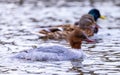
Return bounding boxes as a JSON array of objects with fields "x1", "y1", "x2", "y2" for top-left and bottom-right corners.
[{"x1": 0, "y1": 1, "x2": 120, "y2": 75}]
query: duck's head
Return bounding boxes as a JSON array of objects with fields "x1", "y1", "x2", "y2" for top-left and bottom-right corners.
[
  {"x1": 88, "y1": 9, "x2": 105, "y2": 21},
  {"x1": 68, "y1": 28, "x2": 94, "y2": 49}
]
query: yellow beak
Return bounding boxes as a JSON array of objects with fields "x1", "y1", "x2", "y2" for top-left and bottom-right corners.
[{"x1": 100, "y1": 15, "x2": 106, "y2": 19}]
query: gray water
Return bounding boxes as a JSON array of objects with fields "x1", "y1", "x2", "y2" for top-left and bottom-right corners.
[{"x1": 0, "y1": 1, "x2": 120, "y2": 75}]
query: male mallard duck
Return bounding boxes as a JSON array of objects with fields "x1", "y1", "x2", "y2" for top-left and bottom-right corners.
[
  {"x1": 88, "y1": 8, "x2": 105, "y2": 33},
  {"x1": 13, "y1": 28, "x2": 94, "y2": 61},
  {"x1": 75, "y1": 14, "x2": 99, "y2": 35},
  {"x1": 75, "y1": 8, "x2": 105, "y2": 25},
  {"x1": 75, "y1": 8, "x2": 105, "y2": 33},
  {"x1": 88, "y1": 8, "x2": 105, "y2": 21}
]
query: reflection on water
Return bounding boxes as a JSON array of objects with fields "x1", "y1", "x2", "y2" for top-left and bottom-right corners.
[{"x1": 0, "y1": 0, "x2": 120, "y2": 75}]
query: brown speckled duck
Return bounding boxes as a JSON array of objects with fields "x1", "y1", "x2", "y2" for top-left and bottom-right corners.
[
  {"x1": 38, "y1": 14, "x2": 97, "y2": 40},
  {"x1": 38, "y1": 8, "x2": 105, "y2": 40}
]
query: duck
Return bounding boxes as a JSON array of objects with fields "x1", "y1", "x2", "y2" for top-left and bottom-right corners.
[
  {"x1": 13, "y1": 28, "x2": 94, "y2": 61},
  {"x1": 75, "y1": 14, "x2": 100, "y2": 35},
  {"x1": 38, "y1": 8, "x2": 105, "y2": 40},
  {"x1": 38, "y1": 24, "x2": 75, "y2": 40},
  {"x1": 75, "y1": 8, "x2": 105, "y2": 33},
  {"x1": 88, "y1": 8, "x2": 105, "y2": 21},
  {"x1": 38, "y1": 14, "x2": 96, "y2": 40},
  {"x1": 88, "y1": 8, "x2": 106, "y2": 33}
]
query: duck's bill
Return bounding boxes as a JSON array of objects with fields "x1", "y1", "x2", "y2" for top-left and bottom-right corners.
[
  {"x1": 100, "y1": 15, "x2": 106, "y2": 19},
  {"x1": 85, "y1": 38, "x2": 95, "y2": 43},
  {"x1": 92, "y1": 23, "x2": 101, "y2": 29},
  {"x1": 95, "y1": 24, "x2": 101, "y2": 29}
]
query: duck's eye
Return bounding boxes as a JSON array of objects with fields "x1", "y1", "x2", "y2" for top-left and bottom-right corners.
[
  {"x1": 81, "y1": 35, "x2": 87, "y2": 39},
  {"x1": 76, "y1": 34, "x2": 87, "y2": 40}
]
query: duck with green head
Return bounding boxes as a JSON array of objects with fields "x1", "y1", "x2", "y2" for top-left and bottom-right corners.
[
  {"x1": 88, "y1": 8, "x2": 105, "y2": 21},
  {"x1": 75, "y1": 8, "x2": 105, "y2": 33},
  {"x1": 88, "y1": 8, "x2": 105, "y2": 33}
]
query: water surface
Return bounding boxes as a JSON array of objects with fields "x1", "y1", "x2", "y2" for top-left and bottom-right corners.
[{"x1": 0, "y1": 1, "x2": 120, "y2": 75}]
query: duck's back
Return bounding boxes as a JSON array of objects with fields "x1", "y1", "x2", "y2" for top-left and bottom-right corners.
[{"x1": 13, "y1": 44, "x2": 85, "y2": 61}]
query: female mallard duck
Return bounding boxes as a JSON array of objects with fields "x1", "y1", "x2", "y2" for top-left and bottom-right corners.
[
  {"x1": 13, "y1": 28, "x2": 94, "y2": 61},
  {"x1": 38, "y1": 9, "x2": 105, "y2": 40},
  {"x1": 38, "y1": 14, "x2": 96, "y2": 40}
]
